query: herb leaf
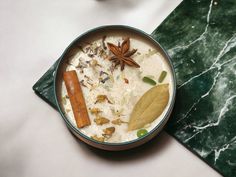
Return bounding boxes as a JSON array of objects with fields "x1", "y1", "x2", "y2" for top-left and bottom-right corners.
[{"x1": 128, "y1": 84, "x2": 169, "y2": 130}]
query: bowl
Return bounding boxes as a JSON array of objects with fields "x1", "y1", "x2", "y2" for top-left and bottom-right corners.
[{"x1": 54, "y1": 25, "x2": 176, "y2": 151}]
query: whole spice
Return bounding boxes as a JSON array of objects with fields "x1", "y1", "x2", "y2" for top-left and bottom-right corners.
[
  {"x1": 90, "y1": 59, "x2": 101, "y2": 68},
  {"x1": 80, "y1": 80, "x2": 87, "y2": 88},
  {"x1": 137, "y1": 129, "x2": 148, "y2": 138},
  {"x1": 98, "y1": 48, "x2": 108, "y2": 59},
  {"x1": 100, "y1": 76, "x2": 110, "y2": 83},
  {"x1": 99, "y1": 71, "x2": 109, "y2": 76},
  {"x1": 124, "y1": 78, "x2": 129, "y2": 84},
  {"x1": 76, "y1": 59, "x2": 88, "y2": 69},
  {"x1": 63, "y1": 70, "x2": 91, "y2": 128},
  {"x1": 158, "y1": 71, "x2": 167, "y2": 83},
  {"x1": 94, "y1": 116, "x2": 110, "y2": 125},
  {"x1": 87, "y1": 50, "x2": 94, "y2": 58},
  {"x1": 95, "y1": 95, "x2": 112, "y2": 104},
  {"x1": 103, "y1": 127, "x2": 115, "y2": 136},
  {"x1": 142, "y1": 76, "x2": 157, "y2": 85},
  {"x1": 102, "y1": 35, "x2": 107, "y2": 50},
  {"x1": 90, "y1": 108, "x2": 102, "y2": 115},
  {"x1": 107, "y1": 37, "x2": 140, "y2": 71},
  {"x1": 76, "y1": 59, "x2": 87, "y2": 73},
  {"x1": 111, "y1": 118, "x2": 127, "y2": 125},
  {"x1": 91, "y1": 135, "x2": 105, "y2": 142}
]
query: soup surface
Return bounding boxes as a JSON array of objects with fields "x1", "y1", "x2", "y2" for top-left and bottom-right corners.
[{"x1": 60, "y1": 34, "x2": 174, "y2": 143}]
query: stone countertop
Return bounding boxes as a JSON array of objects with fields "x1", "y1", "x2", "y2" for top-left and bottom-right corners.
[
  {"x1": 152, "y1": 0, "x2": 236, "y2": 176},
  {"x1": 0, "y1": 1, "x2": 221, "y2": 177}
]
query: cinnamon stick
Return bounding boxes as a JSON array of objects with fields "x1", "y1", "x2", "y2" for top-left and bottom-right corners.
[{"x1": 63, "y1": 70, "x2": 91, "y2": 128}]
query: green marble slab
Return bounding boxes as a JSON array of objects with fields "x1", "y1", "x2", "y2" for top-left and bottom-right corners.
[
  {"x1": 33, "y1": 0, "x2": 236, "y2": 176},
  {"x1": 33, "y1": 60, "x2": 59, "y2": 109},
  {"x1": 152, "y1": 0, "x2": 236, "y2": 176},
  {"x1": 152, "y1": 0, "x2": 236, "y2": 177}
]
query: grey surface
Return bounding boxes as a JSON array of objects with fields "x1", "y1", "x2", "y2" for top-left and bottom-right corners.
[{"x1": 0, "y1": 0, "x2": 221, "y2": 177}]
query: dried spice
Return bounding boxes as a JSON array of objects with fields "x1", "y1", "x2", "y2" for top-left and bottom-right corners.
[
  {"x1": 98, "y1": 48, "x2": 108, "y2": 59},
  {"x1": 76, "y1": 59, "x2": 88, "y2": 73},
  {"x1": 109, "y1": 65, "x2": 115, "y2": 74},
  {"x1": 84, "y1": 42, "x2": 101, "y2": 57},
  {"x1": 95, "y1": 95, "x2": 112, "y2": 104},
  {"x1": 111, "y1": 118, "x2": 127, "y2": 125},
  {"x1": 124, "y1": 78, "x2": 129, "y2": 84},
  {"x1": 76, "y1": 59, "x2": 88, "y2": 68},
  {"x1": 84, "y1": 75, "x2": 92, "y2": 81},
  {"x1": 100, "y1": 71, "x2": 109, "y2": 76},
  {"x1": 102, "y1": 35, "x2": 107, "y2": 50},
  {"x1": 142, "y1": 76, "x2": 157, "y2": 85},
  {"x1": 158, "y1": 71, "x2": 167, "y2": 83},
  {"x1": 80, "y1": 80, "x2": 87, "y2": 88},
  {"x1": 137, "y1": 129, "x2": 148, "y2": 138},
  {"x1": 63, "y1": 70, "x2": 91, "y2": 128},
  {"x1": 91, "y1": 135, "x2": 105, "y2": 142},
  {"x1": 107, "y1": 37, "x2": 140, "y2": 71},
  {"x1": 93, "y1": 47, "x2": 99, "y2": 56},
  {"x1": 90, "y1": 108, "x2": 102, "y2": 115},
  {"x1": 128, "y1": 84, "x2": 169, "y2": 130},
  {"x1": 100, "y1": 77, "x2": 110, "y2": 83},
  {"x1": 99, "y1": 71, "x2": 110, "y2": 83},
  {"x1": 94, "y1": 116, "x2": 110, "y2": 125},
  {"x1": 89, "y1": 59, "x2": 101, "y2": 68},
  {"x1": 103, "y1": 127, "x2": 115, "y2": 136}
]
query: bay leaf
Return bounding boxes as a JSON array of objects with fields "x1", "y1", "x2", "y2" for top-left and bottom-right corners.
[{"x1": 128, "y1": 84, "x2": 169, "y2": 131}]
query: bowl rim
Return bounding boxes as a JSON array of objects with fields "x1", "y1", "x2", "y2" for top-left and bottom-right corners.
[{"x1": 53, "y1": 25, "x2": 176, "y2": 147}]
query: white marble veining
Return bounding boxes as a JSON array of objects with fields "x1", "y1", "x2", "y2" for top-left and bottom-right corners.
[
  {"x1": 178, "y1": 34, "x2": 236, "y2": 89},
  {"x1": 167, "y1": 0, "x2": 214, "y2": 57}
]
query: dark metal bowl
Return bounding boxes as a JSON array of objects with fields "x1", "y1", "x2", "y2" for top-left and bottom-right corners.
[{"x1": 54, "y1": 25, "x2": 176, "y2": 151}]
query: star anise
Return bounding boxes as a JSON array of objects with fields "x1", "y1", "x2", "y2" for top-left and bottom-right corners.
[{"x1": 107, "y1": 37, "x2": 140, "y2": 71}]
